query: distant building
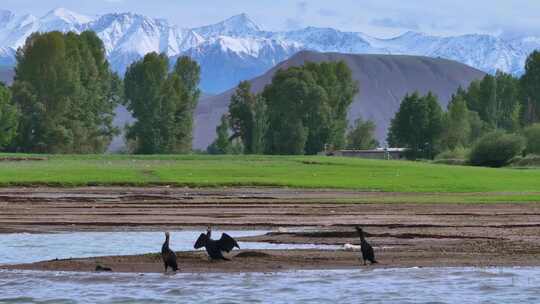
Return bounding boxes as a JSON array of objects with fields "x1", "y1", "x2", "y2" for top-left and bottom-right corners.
[{"x1": 322, "y1": 148, "x2": 408, "y2": 160}]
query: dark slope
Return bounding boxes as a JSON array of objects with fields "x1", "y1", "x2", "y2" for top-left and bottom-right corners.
[
  {"x1": 194, "y1": 51, "x2": 486, "y2": 149},
  {"x1": 0, "y1": 66, "x2": 14, "y2": 85}
]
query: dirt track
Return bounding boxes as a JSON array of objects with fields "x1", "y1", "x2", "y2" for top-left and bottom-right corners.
[{"x1": 2, "y1": 187, "x2": 540, "y2": 272}]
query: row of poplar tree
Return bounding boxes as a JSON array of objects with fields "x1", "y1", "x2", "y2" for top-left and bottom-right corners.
[
  {"x1": 0, "y1": 31, "x2": 200, "y2": 154},
  {"x1": 387, "y1": 51, "x2": 540, "y2": 160},
  {"x1": 208, "y1": 61, "x2": 360, "y2": 155}
]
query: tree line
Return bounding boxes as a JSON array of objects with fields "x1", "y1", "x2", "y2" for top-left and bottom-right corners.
[
  {"x1": 1, "y1": 30, "x2": 539, "y2": 162},
  {"x1": 387, "y1": 51, "x2": 540, "y2": 166},
  {"x1": 208, "y1": 61, "x2": 363, "y2": 155},
  {"x1": 0, "y1": 31, "x2": 201, "y2": 154}
]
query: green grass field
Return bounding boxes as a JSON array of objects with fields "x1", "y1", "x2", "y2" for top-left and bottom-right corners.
[{"x1": 0, "y1": 154, "x2": 539, "y2": 197}]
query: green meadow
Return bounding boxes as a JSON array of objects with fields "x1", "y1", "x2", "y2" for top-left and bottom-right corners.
[{"x1": 0, "y1": 154, "x2": 538, "y2": 198}]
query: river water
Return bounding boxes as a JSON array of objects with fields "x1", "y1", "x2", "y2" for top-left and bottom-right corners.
[
  {"x1": 1, "y1": 231, "x2": 539, "y2": 303},
  {"x1": 1, "y1": 268, "x2": 539, "y2": 303},
  {"x1": 0, "y1": 231, "x2": 338, "y2": 265}
]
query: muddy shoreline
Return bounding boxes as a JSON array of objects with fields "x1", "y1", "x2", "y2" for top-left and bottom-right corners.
[{"x1": 2, "y1": 187, "x2": 540, "y2": 272}]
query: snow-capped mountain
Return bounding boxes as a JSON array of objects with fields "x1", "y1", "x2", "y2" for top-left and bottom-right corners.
[
  {"x1": 270, "y1": 27, "x2": 374, "y2": 54},
  {"x1": 193, "y1": 13, "x2": 262, "y2": 38},
  {"x1": 83, "y1": 13, "x2": 204, "y2": 72},
  {"x1": 40, "y1": 7, "x2": 92, "y2": 32},
  {"x1": 182, "y1": 36, "x2": 302, "y2": 92},
  {"x1": 0, "y1": 7, "x2": 539, "y2": 93}
]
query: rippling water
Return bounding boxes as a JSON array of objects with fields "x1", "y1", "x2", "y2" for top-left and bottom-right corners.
[
  {"x1": 0, "y1": 231, "x2": 338, "y2": 265},
  {"x1": 2, "y1": 232, "x2": 539, "y2": 303},
  {"x1": 1, "y1": 267, "x2": 539, "y2": 303}
]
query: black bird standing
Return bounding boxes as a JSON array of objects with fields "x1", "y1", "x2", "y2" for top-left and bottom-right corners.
[
  {"x1": 355, "y1": 226, "x2": 378, "y2": 265},
  {"x1": 161, "y1": 232, "x2": 179, "y2": 272},
  {"x1": 194, "y1": 226, "x2": 240, "y2": 261}
]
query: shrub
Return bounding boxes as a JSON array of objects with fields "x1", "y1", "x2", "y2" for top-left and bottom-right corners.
[
  {"x1": 510, "y1": 154, "x2": 540, "y2": 167},
  {"x1": 524, "y1": 124, "x2": 540, "y2": 155},
  {"x1": 469, "y1": 131, "x2": 525, "y2": 167},
  {"x1": 435, "y1": 146, "x2": 469, "y2": 161}
]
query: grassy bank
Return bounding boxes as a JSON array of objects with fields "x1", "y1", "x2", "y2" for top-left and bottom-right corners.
[{"x1": 0, "y1": 154, "x2": 538, "y2": 194}]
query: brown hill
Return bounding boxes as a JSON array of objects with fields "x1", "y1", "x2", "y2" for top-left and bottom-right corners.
[{"x1": 194, "y1": 51, "x2": 486, "y2": 149}]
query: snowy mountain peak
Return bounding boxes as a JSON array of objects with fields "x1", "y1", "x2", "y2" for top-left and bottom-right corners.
[
  {"x1": 193, "y1": 13, "x2": 262, "y2": 37},
  {"x1": 42, "y1": 7, "x2": 92, "y2": 25},
  {"x1": 397, "y1": 31, "x2": 426, "y2": 38}
]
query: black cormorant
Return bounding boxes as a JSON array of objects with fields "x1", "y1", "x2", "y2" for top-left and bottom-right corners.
[
  {"x1": 194, "y1": 226, "x2": 240, "y2": 261},
  {"x1": 161, "y1": 232, "x2": 179, "y2": 272},
  {"x1": 355, "y1": 226, "x2": 378, "y2": 265}
]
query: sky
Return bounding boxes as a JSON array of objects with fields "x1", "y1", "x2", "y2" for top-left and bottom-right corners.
[{"x1": 2, "y1": 0, "x2": 539, "y2": 38}]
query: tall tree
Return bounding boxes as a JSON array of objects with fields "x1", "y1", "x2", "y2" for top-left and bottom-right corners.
[
  {"x1": 124, "y1": 54, "x2": 201, "y2": 154},
  {"x1": 0, "y1": 83, "x2": 19, "y2": 149},
  {"x1": 207, "y1": 114, "x2": 232, "y2": 155},
  {"x1": 478, "y1": 74, "x2": 498, "y2": 126},
  {"x1": 251, "y1": 94, "x2": 267, "y2": 154},
  {"x1": 172, "y1": 56, "x2": 201, "y2": 152},
  {"x1": 494, "y1": 71, "x2": 521, "y2": 131},
  {"x1": 424, "y1": 92, "x2": 444, "y2": 157},
  {"x1": 520, "y1": 51, "x2": 540, "y2": 125},
  {"x1": 387, "y1": 92, "x2": 443, "y2": 159},
  {"x1": 12, "y1": 31, "x2": 119, "y2": 153},
  {"x1": 346, "y1": 116, "x2": 378, "y2": 150},
  {"x1": 262, "y1": 61, "x2": 357, "y2": 155},
  {"x1": 229, "y1": 81, "x2": 256, "y2": 153},
  {"x1": 462, "y1": 72, "x2": 520, "y2": 133},
  {"x1": 442, "y1": 93, "x2": 471, "y2": 150},
  {"x1": 303, "y1": 61, "x2": 358, "y2": 149},
  {"x1": 124, "y1": 52, "x2": 169, "y2": 154},
  {"x1": 263, "y1": 67, "x2": 315, "y2": 155}
]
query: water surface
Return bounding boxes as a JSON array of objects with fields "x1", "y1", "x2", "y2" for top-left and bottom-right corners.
[
  {"x1": 1, "y1": 267, "x2": 539, "y2": 303},
  {"x1": 0, "y1": 231, "x2": 338, "y2": 265}
]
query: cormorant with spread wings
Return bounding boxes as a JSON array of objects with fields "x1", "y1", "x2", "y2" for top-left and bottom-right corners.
[{"x1": 194, "y1": 226, "x2": 240, "y2": 261}]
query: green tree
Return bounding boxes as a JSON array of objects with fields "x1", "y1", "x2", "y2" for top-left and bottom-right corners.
[
  {"x1": 12, "y1": 31, "x2": 119, "y2": 153},
  {"x1": 0, "y1": 83, "x2": 19, "y2": 149},
  {"x1": 229, "y1": 81, "x2": 256, "y2": 153},
  {"x1": 494, "y1": 71, "x2": 521, "y2": 131},
  {"x1": 523, "y1": 123, "x2": 540, "y2": 155},
  {"x1": 124, "y1": 53, "x2": 201, "y2": 154},
  {"x1": 251, "y1": 94, "x2": 267, "y2": 154},
  {"x1": 424, "y1": 92, "x2": 444, "y2": 157},
  {"x1": 303, "y1": 61, "x2": 358, "y2": 149},
  {"x1": 346, "y1": 116, "x2": 378, "y2": 150},
  {"x1": 172, "y1": 56, "x2": 201, "y2": 152},
  {"x1": 462, "y1": 72, "x2": 520, "y2": 132},
  {"x1": 467, "y1": 110, "x2": 490, "y2": 144},
  {"x1": 442, "y1": 93, "x2": 471, "y2": 150},
  {"x1": 124, "y1": 52, "x2": 169, "y2": 154},
  {"x1": 479, "y1": 74, "x2": 498, "y2": 126},
  {"x1": 207, "y1": 114, "x2": 232, "y2": 154},
  {"x1": 263, "y1": 67, "x2": 315, "y2": 155},
  {"x1": 387, "y1": 92, "x2": 443, "y2": 159},
  {"x1": 520, "y1": 51, "x2": 540, "y2": 125},
  {"x1": 263, "y1": 61, "x2": 357, "y2": 155}
]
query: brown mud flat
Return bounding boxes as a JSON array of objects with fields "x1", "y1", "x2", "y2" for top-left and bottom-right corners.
[
  {"x1": 1, "y1": 187, "x2": 540, "y2": 272},
  {"x1": 3, "y1": 246, "x2": 540, "y2": 273}
]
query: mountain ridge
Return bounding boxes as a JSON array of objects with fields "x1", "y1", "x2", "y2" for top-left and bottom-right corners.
[{"x1": 0, "y1": 8, "x2": 537, "y2": 94}]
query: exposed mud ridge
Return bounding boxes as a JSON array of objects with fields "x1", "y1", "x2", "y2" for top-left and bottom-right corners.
[
  {"x1": 2, "y1": 187, "x2": 540, "y2": 269},
  {"x1": 265, "y1": 231, "x2": 500, "y2": 240}
]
